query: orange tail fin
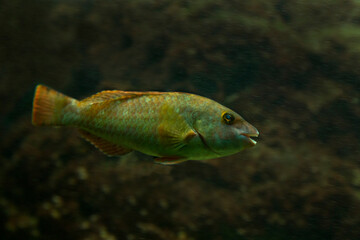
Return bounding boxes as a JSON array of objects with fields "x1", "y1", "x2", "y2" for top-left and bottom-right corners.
[{"x1": 32, "y1": 84, "x2": 74, "y2": 126}]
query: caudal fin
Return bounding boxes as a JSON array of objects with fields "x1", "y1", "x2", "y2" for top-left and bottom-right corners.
[{"x1": 32, "y1": 84, "x2": 74, "y2": 126}]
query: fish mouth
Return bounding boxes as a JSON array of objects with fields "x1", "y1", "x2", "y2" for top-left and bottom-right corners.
[
  {"x1": 241, "y1": 131, "x2": 259, "y2": 146},
  {"x1": 240, "y1": 122, "x2": 259, "y2": 146}
]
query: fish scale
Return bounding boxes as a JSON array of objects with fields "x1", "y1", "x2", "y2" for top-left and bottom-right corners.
[{"x1": 32, "y1": 84, "x2": 259, "y2": 164}]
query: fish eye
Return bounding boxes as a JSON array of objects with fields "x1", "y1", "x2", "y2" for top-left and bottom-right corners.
[{"x1": 222, "y1": 112, "x2": 235, "y2": 125}]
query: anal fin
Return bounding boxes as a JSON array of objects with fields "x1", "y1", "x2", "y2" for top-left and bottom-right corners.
[{"x1": 79, "y1": 130, "x2": 132, "y2": 156}]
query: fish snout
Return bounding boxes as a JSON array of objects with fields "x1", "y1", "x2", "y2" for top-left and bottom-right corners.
[{"x1": 238, "y1": 121, "x2": 259, "y2": 146}]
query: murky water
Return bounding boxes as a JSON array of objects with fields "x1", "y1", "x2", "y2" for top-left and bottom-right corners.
[{"x1": 1, "y1": 1, "x2": 359, "y2": 239}]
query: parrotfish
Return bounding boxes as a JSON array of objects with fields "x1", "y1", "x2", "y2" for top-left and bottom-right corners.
[{"x1": 32, "y1": 84, "x2": 259, "y2": 165}]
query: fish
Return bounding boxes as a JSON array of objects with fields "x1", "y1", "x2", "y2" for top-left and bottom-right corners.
[{"x1": 32, "y1": 84, "x2": 259, "y2": 165}]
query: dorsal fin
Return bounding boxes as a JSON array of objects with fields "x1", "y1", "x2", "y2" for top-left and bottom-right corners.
[
  {"x1": 81, "y1": 90, "x2": 163, "y2": 103},
  {"x1": 79, "y1": 129, "x2": 132, "y2": 156}
]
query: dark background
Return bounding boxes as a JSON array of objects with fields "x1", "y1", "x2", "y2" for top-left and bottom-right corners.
[{"x1": 1, "y1": 0, "x2": 359, "y2": 239}]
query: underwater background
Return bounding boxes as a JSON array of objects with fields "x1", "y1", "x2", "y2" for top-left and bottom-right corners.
[{"x1": 1, "y1": 0, "x2": 360, "y2": 239}]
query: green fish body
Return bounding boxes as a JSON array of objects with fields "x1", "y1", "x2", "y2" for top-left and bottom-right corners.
[{"x1": 32, "y1": 85, "x2": 258, "y2": 165}]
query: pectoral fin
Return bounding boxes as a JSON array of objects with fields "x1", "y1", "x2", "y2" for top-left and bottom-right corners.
[
  {"x1": 158, "y1": 125, "x2": 197, "y2": 150},
  {"x1": 79, "y1": 130, "x2": 132, "y2": 156},
  {"x1": 158, "y1": 104, "x2": 197, "y2": 151}
]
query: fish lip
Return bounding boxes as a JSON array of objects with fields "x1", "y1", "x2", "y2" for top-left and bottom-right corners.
[
  {"x1": 241, "y1": 132, "x2": 259, "y2": 138},
  {"x1": 241, "y1": 132, "x2": 258, "y2": 145}
]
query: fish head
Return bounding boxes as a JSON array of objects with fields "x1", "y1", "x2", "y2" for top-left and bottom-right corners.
[{"x1": 195, "y1": 106, "x2": 259, "y2": 157}]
